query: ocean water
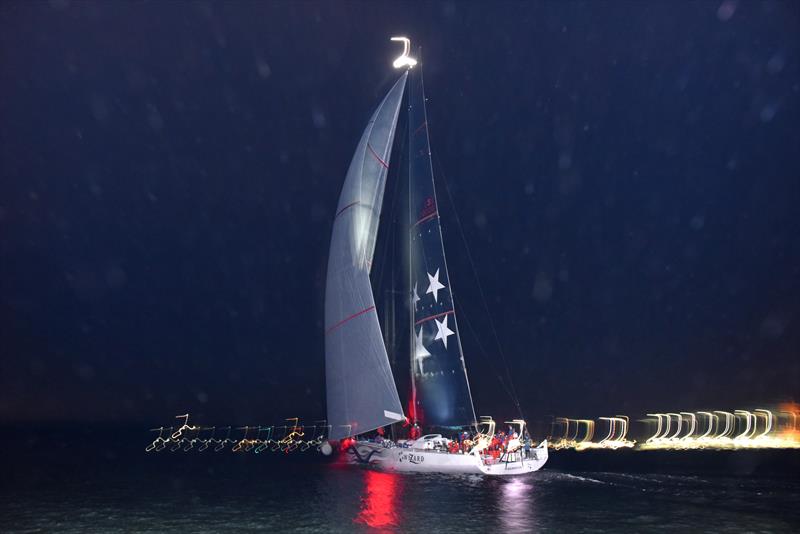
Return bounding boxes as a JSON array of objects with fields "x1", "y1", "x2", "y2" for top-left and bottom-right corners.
[{"x1": 2, "y1": 431, "x2": 799, "y2": 533}]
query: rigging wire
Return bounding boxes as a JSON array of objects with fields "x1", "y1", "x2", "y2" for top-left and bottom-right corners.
[
  {"x1": 453, "y1": 293, "x2": 519, "y2": 410},
  {"x1": 433, "y1": 153, "x2": 526, "y2": 420}
]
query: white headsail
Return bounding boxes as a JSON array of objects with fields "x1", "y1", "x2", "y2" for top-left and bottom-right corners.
[{"x1": 324, "y1": 72, "x2": 408, "y2": 440}]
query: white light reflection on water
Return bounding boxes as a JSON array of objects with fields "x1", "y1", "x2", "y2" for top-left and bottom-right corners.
[{"x1": 498, "y1": 477, "x2": 537, "y2": 531}]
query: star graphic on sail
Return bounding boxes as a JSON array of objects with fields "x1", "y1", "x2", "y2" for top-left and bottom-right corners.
[
  {"x1": 425, "y1": 268, "x2": 446, "y2": 303},
  {"x1": 412, "y1": 283, "x2": 420, "y2": 309},
  {"x1": 434, "y1": 315, "x2": 455, "y2": 349},
  {"x1": 414, "y1": 326, "x2": 431, "y2": 374}
]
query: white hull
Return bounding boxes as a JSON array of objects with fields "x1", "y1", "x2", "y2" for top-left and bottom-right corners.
[{"x1": 346, "y1": 440, "x2": 548, "y2": 476}]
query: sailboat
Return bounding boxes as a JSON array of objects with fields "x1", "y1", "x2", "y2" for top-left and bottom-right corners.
[{"x1": 322, "y1": 38, "x2": 548, "y2": 475}]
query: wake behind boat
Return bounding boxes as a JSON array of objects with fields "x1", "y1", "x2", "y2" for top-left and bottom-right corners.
[{"x1": 322, "y1": 38, "x2": 547, "y2": 476}]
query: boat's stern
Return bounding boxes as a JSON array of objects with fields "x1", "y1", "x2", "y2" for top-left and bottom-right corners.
[{"x1": 476, "y1": 439, "x2": 548, "y2": 476}]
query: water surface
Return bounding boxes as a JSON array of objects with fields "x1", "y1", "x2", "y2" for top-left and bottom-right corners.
[{"x1": 3, "y1": 448, "x2": 798, "y2": 533}]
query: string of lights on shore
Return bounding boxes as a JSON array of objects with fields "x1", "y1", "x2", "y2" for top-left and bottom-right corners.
[
  {"x1": 146, "y1": 414, "x2": 331, "y2": 453},
  {"x1": 149, "y1": 405, "x2": 799, "y2": 454},
  {"x1": 549, "y1": 405, "x2": 800, "y2": 451}
]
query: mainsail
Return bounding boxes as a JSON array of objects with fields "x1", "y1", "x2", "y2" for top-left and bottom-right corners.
[
  {"x1": 325, "y1": 73, "x2": 408, "y2": 440},
  {"x1": 407, "y1": 67, "x2": 477, "y2": 428}
]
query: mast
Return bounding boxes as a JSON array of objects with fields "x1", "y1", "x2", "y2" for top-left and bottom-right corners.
[{"x1": 408, "y1": 73, "x2": 417, "y2": 427}]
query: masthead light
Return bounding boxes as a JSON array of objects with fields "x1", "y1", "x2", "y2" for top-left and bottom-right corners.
[{"x1": 391, "y1": 36, "x2": 417, "y2": 69}]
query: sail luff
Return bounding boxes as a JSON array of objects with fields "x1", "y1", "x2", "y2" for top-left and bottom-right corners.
[{"x1": 325, "y1": 72, "x2": 408, "y2": 440}]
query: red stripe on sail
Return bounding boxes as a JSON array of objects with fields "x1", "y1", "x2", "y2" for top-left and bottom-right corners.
[
  {"x1": 414, "y1": 309, "x2": 454, "y2": 326},
  {"x1": 326, "y1": 306, "x2": 376, "y2": 335},
  {"x1": 414, "y1": 121, "x2": 427, "y2": 135},
  {"x1": 367, "y1": 143, "x2": 389, "y2": 169},
  {"x1": 412, "y1": 211, "x2": 438, "y2": 228},
  {"x1": 335, "y1": 201, "x2": 360, "y2": 219}
]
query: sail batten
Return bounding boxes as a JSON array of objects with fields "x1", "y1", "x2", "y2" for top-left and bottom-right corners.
[{"x1": 325, "y1": 72, "x2": 408, "y2": 441}]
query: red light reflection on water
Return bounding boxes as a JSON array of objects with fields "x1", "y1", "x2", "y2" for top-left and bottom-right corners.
[{"x1": 354, "y1": 470, "x2": 400, "y2": 530}]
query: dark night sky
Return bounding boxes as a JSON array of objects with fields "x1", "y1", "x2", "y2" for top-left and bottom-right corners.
[{"x1": 0, "y1": 1, "x2": 797, "y2": 426}]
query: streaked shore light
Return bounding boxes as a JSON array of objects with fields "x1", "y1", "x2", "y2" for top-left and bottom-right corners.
[{"x1": 550, "y1": 404, "x2": 799, "y2": 451}]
